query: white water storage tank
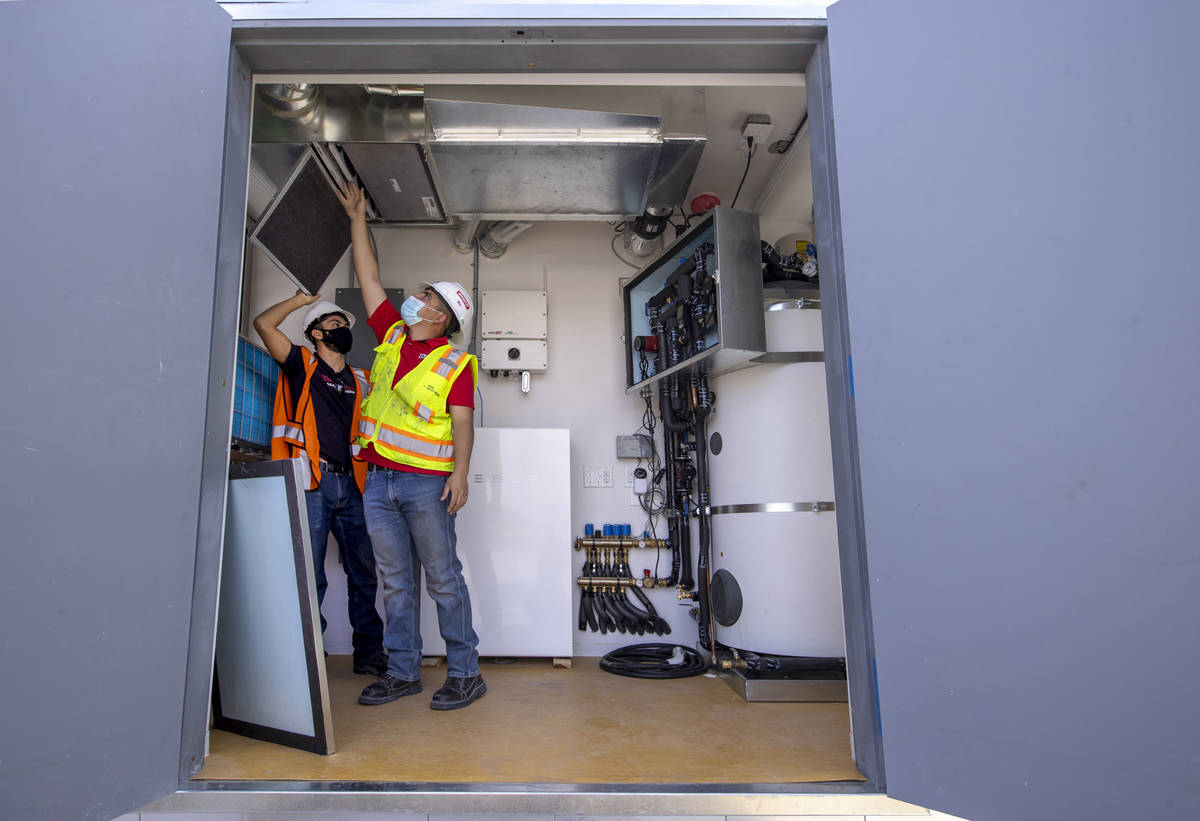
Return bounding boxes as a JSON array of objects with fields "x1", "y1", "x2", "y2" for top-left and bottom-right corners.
[{"x1": 706, "y1": 302, "x2": 845, "y2": 658}]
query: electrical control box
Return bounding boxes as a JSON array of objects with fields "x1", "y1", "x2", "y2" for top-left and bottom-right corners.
[
  {"x1": 622, "y1": 206, "x2": 765, "y2": 391},
  {"x1": 479, "y1": 289, "x2": 548, "y2": 372}
]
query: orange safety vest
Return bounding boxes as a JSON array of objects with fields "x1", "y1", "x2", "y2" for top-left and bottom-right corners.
[{"x1": 271, "y1": 348, "x2": 370, "y2": 493}]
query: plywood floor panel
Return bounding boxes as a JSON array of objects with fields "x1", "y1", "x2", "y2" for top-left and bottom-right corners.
[{"x1": 195, "y1": 656, "x2": 863, "y2": 783}]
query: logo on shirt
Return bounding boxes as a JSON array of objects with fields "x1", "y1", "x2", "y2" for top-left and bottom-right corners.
[{"x1": 318, "y1": 373, "x2": 352, "y2": 396}]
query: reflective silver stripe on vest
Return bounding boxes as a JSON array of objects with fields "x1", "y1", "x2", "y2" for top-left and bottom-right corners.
[
  {"x1": 413, "y1": 403, "x2": 434, "y2": 422},
  {"x1": 351, "y1": 443, "x2": 362, "y2": 457},
  {"x1": 435, "y1": 350, "x2": 464, "y2": 378},
  {"x1": 352, "y1": 368, "x2": 369, "y2": 396},
  {"x1": 273, "y1": 423, "x2": 305, "y2": 443},
  {"x1": 358, "y1": 418, "x2": 377, "y2": 438},
  {"x1": 385, "y1": 326, "x2": 404, "y2": 345},
  {"x1": 375, "y1": 426, "x2": 453, "y2": 460}
]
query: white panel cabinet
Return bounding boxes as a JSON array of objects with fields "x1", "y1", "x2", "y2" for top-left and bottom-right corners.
[{"x1": 420, "y1": 428, "x2": 573, "y2": 657}]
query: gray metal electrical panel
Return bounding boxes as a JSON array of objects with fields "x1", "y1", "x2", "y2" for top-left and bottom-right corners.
[{"x1": 622, "y1": 206, "x2": 764, "y2": 391}]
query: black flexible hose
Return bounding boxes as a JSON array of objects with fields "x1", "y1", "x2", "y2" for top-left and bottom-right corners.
[
  {"x1": 613, "y1": 592, "x2": 641, "y2": 634},
  {"x1": 612, "y1": 591, "x2": 649, "y2": 635},
  {"x1": 629, "y1": 584, "x2": 671, "y2": 635},
  {"x1": 597, "y1": 595, "x2": 617, "y2": 634},
  {"x1": 693, "y1": 379, "x2": 716, "y2": 654},
  {"x1": 605, "y1": 593, "x2": 629, "y2": 634},
  {"x1": 585, "y1": 592, "x2": 599, "y2": 633},
  {"x1": 599, "y1": 643, "x2": 709, "y2": 679}
]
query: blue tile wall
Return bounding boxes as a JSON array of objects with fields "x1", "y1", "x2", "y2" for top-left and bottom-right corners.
[{"x1": 232, "y1": 337, "x2": 278, "y2": 447}]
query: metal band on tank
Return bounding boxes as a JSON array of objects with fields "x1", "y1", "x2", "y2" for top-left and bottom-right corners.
[{"x1": 708, "y1": 501, "x2": 835, "y2": 515}]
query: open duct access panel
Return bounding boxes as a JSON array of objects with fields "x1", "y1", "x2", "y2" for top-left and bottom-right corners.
[{"x1": 623, "y1": 206, "x2": 765, "y2": 392}]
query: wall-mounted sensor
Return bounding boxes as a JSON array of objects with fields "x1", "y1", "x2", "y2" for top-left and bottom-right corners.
[{"x1": 633, "y1": 467, "x2": 649, "y2": 495}]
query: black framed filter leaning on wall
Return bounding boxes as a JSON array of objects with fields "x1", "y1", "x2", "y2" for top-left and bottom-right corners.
[{"x1": 213, "y1": 459, "x2": 335, "y2": 756}]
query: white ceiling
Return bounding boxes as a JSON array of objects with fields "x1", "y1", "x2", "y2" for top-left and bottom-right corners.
[{"x1": 686, "y1": 84, "x2": 808, "y2": 215}]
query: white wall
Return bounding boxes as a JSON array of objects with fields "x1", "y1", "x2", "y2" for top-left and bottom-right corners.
[
  {"x1": 757, "y1": 125, "x2": 815, "y2": 251},
  {"x1": 242, "y1": 126, "x2": 832, "y2": 659}
]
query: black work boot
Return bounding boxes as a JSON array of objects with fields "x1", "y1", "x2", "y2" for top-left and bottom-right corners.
[
  {"x1": 430, "y1": 674, "x2": 487, "y2": 711},
  {"x1": 358, "y1": 674, "x2": 422, "y2": 705},
  {"x1": 353, "y1": 650, "x2": 389, "y2": 677}
]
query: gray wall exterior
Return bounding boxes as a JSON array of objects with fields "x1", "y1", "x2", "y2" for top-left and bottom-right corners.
[
  {"x1": 0, "y1": 1, "x2": 233, "y2": 819},
  {"x1": 827, "y1": 1, "x2": 1200, "y2": 819}
]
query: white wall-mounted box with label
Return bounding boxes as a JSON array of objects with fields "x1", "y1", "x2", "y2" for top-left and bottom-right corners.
[{"x1": 479, "y1": 289, "x2": 548, "y2": 372}]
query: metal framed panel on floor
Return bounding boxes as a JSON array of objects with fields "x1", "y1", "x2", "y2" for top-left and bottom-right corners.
[{"x1": 213, "y1": 459, "x2": 335, "y2": 756}]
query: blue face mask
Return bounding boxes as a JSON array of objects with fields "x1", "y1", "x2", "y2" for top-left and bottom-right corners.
[{"x1": 400, "y1": 295, "x2": 426, "y2": 326}]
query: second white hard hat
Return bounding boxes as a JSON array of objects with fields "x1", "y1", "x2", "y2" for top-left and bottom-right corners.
[
  {"x1": 421, "y1": 281, "x2": 474, "y2": 340},
  {"x1": 302, "y1": 300, "x2": 356, "y2": 337}
]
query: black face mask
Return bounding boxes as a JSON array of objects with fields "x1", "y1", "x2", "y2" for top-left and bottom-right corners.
[{"x1": 317, "y1": 325, "x2": 354, "y2": 354}]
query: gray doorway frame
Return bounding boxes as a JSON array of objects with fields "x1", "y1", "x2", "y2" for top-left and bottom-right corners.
[{"x1": 175, "y1": 16, "x2": 883, "y2": 813}]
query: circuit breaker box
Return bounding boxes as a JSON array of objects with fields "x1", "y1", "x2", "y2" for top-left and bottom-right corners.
[{"x1": 479, "y1": 289, "x2": 549, "y2": 371}]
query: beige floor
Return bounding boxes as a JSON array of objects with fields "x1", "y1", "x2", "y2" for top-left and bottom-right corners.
[{"x1": 196, "y1": 656, "x2": 864, "y2": 784}]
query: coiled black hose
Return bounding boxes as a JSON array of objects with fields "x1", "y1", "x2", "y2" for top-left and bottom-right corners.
[{"x1": 599, "y1": 643, "x2": 709, "y2": 679}]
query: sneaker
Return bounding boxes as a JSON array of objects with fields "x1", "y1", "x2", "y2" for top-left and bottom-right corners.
[
  {"x1": 430, "y1": 674, "x2": 487, "y2": 711},
  {"x1": 358, "y1": 674, "x2": 422, "y2": 705},
  {"x1": 353, "y1": 650, "x2": 389, "y2": 677}
]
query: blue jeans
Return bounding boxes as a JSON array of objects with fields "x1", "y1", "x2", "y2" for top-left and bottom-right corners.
[
  {"x1": 362, "y1": 467, "x2": 480, "y2": 681},
  {"x1": 305, "y1": 471, "x2": 384, "y2": 660}
]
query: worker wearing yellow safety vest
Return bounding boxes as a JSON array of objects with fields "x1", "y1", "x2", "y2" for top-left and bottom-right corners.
[
  {"x1": 338, "y1": 182, "x2": 486, "y2": 711},
  {"x1": 254, "y1": 291, "x2": 388, "y2": 678}
]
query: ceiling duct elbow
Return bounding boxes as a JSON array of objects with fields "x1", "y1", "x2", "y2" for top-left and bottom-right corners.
[
  {"x1": 258, "y1": 83, "x2": 321, "y2": 121},
  {"x1": 477, "y1": 221, "x2": 533, "y2": 259},
  {"x1": 453, "y1": 215, "x2": 482, "y2": 254}
]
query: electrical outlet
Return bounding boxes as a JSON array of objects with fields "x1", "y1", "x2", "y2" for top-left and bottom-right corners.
[
  {"x1": 624, "y1": 467, "x2": 636, "y2": 488},
  {"x1": 583, "y1": 465, "x2": 613, "y2": 488}
]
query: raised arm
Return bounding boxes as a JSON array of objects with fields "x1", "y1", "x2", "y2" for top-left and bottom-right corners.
[
  {"x1": 252, "y1": 289, "x2": 321, "y2": 364},
  {"x1": 336, "y1": 182, "x2": 387, "y2": 318}
]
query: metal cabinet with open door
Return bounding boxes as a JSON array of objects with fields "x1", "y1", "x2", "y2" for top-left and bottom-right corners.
[{"x1": 3, "y1": 1, "x2": 1198, "y2": 820}]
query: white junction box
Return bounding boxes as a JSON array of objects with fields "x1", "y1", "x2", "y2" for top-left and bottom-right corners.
[{"x1": 480, "y1": 289, "x2": 548, "y2": 372}]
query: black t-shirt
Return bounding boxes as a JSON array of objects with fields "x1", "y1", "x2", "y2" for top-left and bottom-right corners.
[{"x1": 282, "y1": 344, "x2": 356, "y2": 468}]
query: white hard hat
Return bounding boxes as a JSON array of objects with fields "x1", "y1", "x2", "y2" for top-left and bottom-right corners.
[
  {"x1": 421, "y1": 281, "x2": 474, "y2": 340},
  {"x1": 302, "y1": 300, "x2": 355, "y2": 338}
]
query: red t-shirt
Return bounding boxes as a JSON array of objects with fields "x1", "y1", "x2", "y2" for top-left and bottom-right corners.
[{"x1": 359, "y1": 300, "x2": 474, "y2": 476}]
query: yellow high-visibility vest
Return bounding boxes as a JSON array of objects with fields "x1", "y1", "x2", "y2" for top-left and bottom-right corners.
[{"x1": 355, "y1": 321, "x2": 478, "y2": 473}]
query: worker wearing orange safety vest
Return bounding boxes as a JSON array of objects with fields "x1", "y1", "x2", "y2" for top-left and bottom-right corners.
[
  {"x1": 338, "y1": 181, "x2": 486, "y2": 712},
  {"x1": 253, "y1": 291, "x2": 387, "y2": 678}
]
